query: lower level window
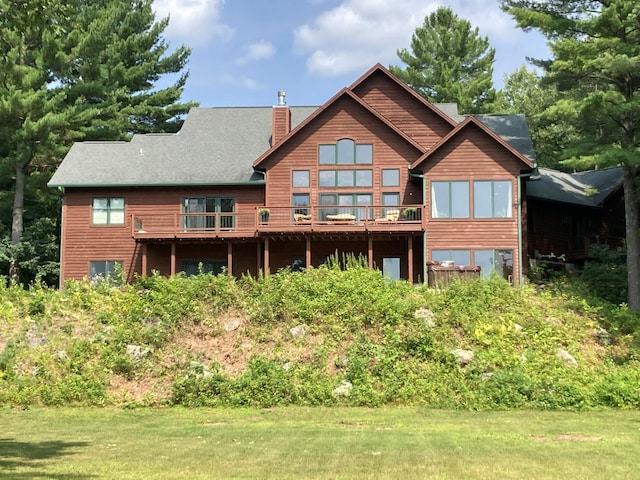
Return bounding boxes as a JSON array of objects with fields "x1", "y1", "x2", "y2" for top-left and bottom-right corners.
[
  {"x1": 431, "y1": 250, "x2": 471, "y2": 266},
  {"x1": 475, "y1": 249, "x2": 513, "y2": 280},
  {"x1": 182, "y1": 260, "x2": 226, "y2": 276},
  {"x1": 90, "y1": 260, "x2": 123, "y2": 281},
  {"x1": 382, "y1": 257, "x2": 401, "y2": 280}
]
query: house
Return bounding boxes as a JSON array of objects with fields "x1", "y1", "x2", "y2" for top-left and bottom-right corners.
[
  {"x1": 527, "y1": 166, "x2": 625, "y2": 265},
  {"x1": 48, "y1": 63, "x2": 537, "y2": 286}
]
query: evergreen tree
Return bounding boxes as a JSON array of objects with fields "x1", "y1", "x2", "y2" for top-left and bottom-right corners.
[
  {"x1": 0, "y1": 0, "x2": 194, "y2": 284},
  {"x1": 390, "y1": 7, "x2": 496, "y2": 114},
  {"x1": 501, "y1": 0, "x2": 640, "y2": 310}
]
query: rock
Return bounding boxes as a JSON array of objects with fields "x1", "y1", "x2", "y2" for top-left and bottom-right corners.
[
  {"x1": 223, "y1": 319, "x2": 242, "y2": 332},
  {"x1": 290, "y1": 324, "x2": 309, "y2": 339},
  {"x1": 545, "y1": 316, "x2": 561, "y2": 326},
  {"x1": 451, "y1": 349, "x2": 474, "y2": 365},
  {"x1": 335, "y1": 356, "x2": 349, "y2": 369},
  {"x1": 480, "y1": 372, "x2": 494, "y2": 381},
  {"x1": 26, "y1": 325, "x2": 47, "y2": 347},
  {"x1": 514, "y1": 323, "x2": 523, "y2": 332},
  {"x1": 283, "y1": 362, "x2": 292, "y2": 371},
  {"x1": 57, "y1": 350, "x2": 68, "y2": 361},
  {"x1": 333, "y1": 380, "x2": 353, "y2": 397},
  {"x1": 595, "y1": 328, "x2": 611, "y2": 346},
  {"x1": 556, "y1": 348, "x2": 577, "y2": 366},
  {"x1": 126, "y1": 344, "x2": 150, "y2": 362},
  {"x1": 414, "y1": 307, "x2": 435, "y2": 327}
]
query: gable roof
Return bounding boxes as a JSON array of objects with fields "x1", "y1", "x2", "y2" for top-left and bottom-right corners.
[
  {"x1": 48, "y1": 106, "x2": 317, "y2": 187},
  {"x1": 252, "y1": 88, "x2": 426, "y2": 168},
  {"x1": 410, "y1": 115, "x2": 535, "y2": 171},
  {"x1": 527, "y1": 167, "x2": 624, "y2": 207}
]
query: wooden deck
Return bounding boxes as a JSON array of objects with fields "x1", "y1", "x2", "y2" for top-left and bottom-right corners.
[{"x1": 131, "y1": 205, "x2": 425, "y2": 240}]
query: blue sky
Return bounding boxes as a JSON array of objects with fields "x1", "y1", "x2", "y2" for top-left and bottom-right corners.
[{"x1": 153, "y1": 0, "x2": 551, "y2": 108}]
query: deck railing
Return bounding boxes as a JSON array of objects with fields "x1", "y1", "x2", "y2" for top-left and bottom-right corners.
[{"x1": 132, "y1": 205, "x2": 425, "y2": 239}]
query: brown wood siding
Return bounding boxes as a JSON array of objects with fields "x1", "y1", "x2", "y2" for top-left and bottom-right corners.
[
  {"x1": 61, "y1": 186, "x2": 265, "y2": 282},
  {"x1": 263, "y1": 97, "x2": 424, "y2": 210},
  {"x1": 352, "y1": 71, "x2": 453, "y2": 149},
  {"x1": 422, "y1": 125, "x2": 526, "y2": 283}
]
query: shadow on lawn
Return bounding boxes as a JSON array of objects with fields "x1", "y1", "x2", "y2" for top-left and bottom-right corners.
[{"x1": 0, "y1": 438, "x2": 95, "y2": 479}]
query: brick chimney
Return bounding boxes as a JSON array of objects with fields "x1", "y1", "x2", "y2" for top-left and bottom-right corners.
[{"x1": 272, "y1": 90, "x2": 290, "y2": 145}]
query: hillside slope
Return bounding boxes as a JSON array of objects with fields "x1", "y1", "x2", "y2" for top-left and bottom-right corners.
[{"x1": 1, "y1": 264, "x2": 639, "y2": 409}]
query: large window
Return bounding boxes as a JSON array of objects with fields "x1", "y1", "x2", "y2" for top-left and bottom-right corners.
[
  {"x1": 474, "y1": 181, "x2": 512, "y2": 218},
  {"x1": 475, "y1": 249, "x2": 513, "y2": 281},
  {"x1": 319, "y1": 139, "x2": 373, "y2": 165},
  {"x1": 182, "y1": 196, "x2": 235, "y2": 229},
  {"x1": 431, "y1": 181, "x2": 469, "y2": 218},
  {"x1": 319, "y1": 169, "x2": 372, "y2": 187},
  {"x1": 431, "y1": 250, "x2": 471, "y2": 266},
  {"x1": 92, "y1": 198, "x2": 124, "y2": 225},
  {"x1": 90, "y1": 260, "x2": 123, "y2": 281},
  {"x1": 319, "y1": 193, "x2": 372, "y2": 220}
]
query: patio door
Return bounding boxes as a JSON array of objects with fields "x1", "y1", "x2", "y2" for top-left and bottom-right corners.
[{"x1": 182, "y1": 197, "x2": 235, "y2": 230}]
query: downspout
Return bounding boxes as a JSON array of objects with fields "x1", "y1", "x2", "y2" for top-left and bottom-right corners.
[{"x1": 410, "y1": 171, "x2": 427, "y2": 284}]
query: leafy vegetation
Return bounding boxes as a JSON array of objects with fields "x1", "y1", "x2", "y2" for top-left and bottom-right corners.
[{"x1": 1, "y1": 259, "x2": 638, "y2": 409}]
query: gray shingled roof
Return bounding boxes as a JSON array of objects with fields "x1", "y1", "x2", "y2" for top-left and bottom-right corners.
[
  {"x1": 527, "y1": 167, "x2": 624, "y2": 207},
  {"x1": 48, "y1": 106, "x2": 317, "y2": 187},
  {"x1": 474, "y1": 114, "x2": 537, "y2": 164}
]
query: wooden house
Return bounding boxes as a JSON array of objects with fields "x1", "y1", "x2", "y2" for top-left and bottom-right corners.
[
  {"x1": 527, "y1": 166, "x2": 625, "y2": 265},
  {"x1": 48, "y1": 64, "x2": 537, "y2": 286}
]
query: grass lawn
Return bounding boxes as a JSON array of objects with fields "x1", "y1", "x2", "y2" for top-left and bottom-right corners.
[{"x1": 1, "y1": 407, "x2": 639, "y2": 479}]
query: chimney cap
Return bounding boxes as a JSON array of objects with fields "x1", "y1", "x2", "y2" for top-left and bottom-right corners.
[{"x1": 277, "y1": 90, "x2": 286, "y2": 106}]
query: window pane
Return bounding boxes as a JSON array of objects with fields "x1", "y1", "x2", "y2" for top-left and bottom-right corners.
[
  {"x1": 93, "y1": 198, "x2": 108, "y2": 209},
  {"x1": 110, "y1": 198, "x2": 124, "y2": 209},
  {"x1": 292, "y1": 170, "x2": 310, "y2": 188},
  {"x1": 383, "y1": 257, "x2": 401, "y2": 280},
  {"x1": 382, "y1": 169, "x2": 400, "y2": 186},
  {"x1": 355, "y1": 170, "x2": 372, "y2": 187},
  {"x1": 451, "y1": 181, "x2": 470, "y2": 218},
  {"x1": 292, "y1": 193, "x2": 309, "y2": 206},
  {"x1": 319, "y1": 145, "x2": 335, "y2": 164},
  {"x1": 336, "y1": 139, "x2": 355, "y2": 164},
  {"x1": 338, "y1": 195, "x2": 354, "y2": 206},
  {"x1": 494, "y1": 181, "x2": 512, "y2": 217},
  {"x1": 337, "y1": 170, "x2": 354, "y2": 187},
  {"x1": 382, "y1": 193, "x2": 400, "y2": 206},
  {"x1": 355, "y1": 144, "x2": 373, "y2": 164},
  {"x1": 92, "y1": 210, "x2": 108, "y2": 225},
  {"x1": 431, "y1": 182, "x2": 450, "y2": 218},
  {"x1": 319, "y1": 170, "x2": 335, "y2": 187},
  {"x1": 110, "y1": 211, "x2": 125, "y2": 224},
  {"x1": 474, "y1": 181, "x2": 492, "y2": 218}
]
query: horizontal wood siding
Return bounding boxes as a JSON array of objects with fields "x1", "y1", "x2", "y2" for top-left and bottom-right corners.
[
  {"x1": 352, "y1": 71, "x2": 453, "y2": 148},
  {"x1": 422, "y1": 125, "x2": 526, "y2": 282},
  {"x1": 61, "y1": 186, "x2": 265, "y2": 282},
  {"x1": 263, "y1": 97, "x2": 424, "y2": 210}
]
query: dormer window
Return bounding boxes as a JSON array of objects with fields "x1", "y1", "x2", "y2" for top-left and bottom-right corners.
[{"x1": 318, "y1": 139, "x2": 373, "y2": 165}]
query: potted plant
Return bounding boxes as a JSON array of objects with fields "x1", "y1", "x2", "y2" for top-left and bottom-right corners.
[
  {"x1": 402, "y1": 207, "x2": 417, "y2": 220},
  {"x1": 258, "y1": 208, "x2": 270, "y2": 222}
]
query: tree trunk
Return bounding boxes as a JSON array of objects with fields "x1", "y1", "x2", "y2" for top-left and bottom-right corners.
[
  {"x1": 622, "y1": 165, "x2": 640, "y2": 311},
  {"x1": 9, "y1": 159, "x2": 28, "y2": 283}
]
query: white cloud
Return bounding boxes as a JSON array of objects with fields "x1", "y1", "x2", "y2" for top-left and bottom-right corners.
[
  {"x1": 293, "y1": 0, "x2": 522, "y2": 77},
  {"x1": 218, "y1": 73, "x2": 261, "y2": 90},
  {"x1": 153, "y1": 0, "x2": 233, "y2": 46},
  {"x1": 235, "y1": 40, "x2": 276, "y2": 65}
]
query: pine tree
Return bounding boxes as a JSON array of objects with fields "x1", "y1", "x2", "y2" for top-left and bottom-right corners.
[
  {"x1": 0, "y1": 0, "x2": 194, "y2": 284},
  {"x1": 390, "y1": 7, "x2": 496, "y2": 114},
  {"x1": 501, "y1": 0, "x2": 640, "y2": 310}
]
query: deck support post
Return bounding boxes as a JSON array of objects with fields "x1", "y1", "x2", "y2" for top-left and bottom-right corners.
[
  {"x1": 368, "y1": 236, "x2": 373, "y2": 269},
  {"x1": 170, "y1": 243, "x2": 176, "y2": 276},
  {"x1": 306, "y1": 236, "x2": 311, "y2": 268},
  {"x1": 141, "y1": 243, "x2": 147, "y2": 277},
  {"x1": 257, "y1": 241, "x2": 262, "y2": 273},
  {"x1": 408, "y1": 235, "x2": 414, "y2": 283},
  {"x1": 264, "y1": 237, "x2": 270, "y2": 277},
  {"x1": 227, "y1": 241, "x2": 233, "y2": 275}
]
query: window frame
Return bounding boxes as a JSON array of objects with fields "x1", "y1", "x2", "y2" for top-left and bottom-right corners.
[
  {"x1": 382, "y1": 169, "x2": 400, "y2": 187},
  {"x1": 473, "y1": 180, "x2": 512, "y2": 218},
  {"x1": 292, "y1": 170, "x2": 310, "y2": 188},
  {"x1": 318, "y1": 139, "x2": 373, "y2": 165},
  {"x1": 431, "y1": 181, "x2": 470, "y2": 219},
  {"x1": 91, "y1": 197, "x2": 125, "y2": 225},
  {"x1": 89, "y1": 260, "x2": 123, "y2": 281}
]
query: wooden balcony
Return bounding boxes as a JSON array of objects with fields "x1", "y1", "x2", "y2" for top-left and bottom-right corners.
[{"x1": 132, "y1": 205, "x2": 425, "y2": 240}]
